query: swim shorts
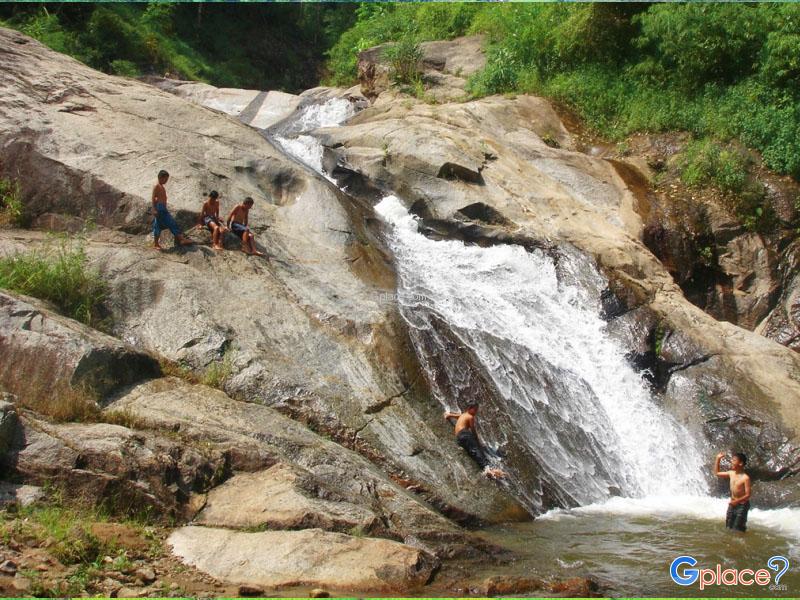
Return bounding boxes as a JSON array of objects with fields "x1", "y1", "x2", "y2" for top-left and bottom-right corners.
[
  {"x1": 726, "y1": 501, "x2": 749, "y2": 532},
  {"x1": 456, "y1": 429, "x2": 490, "y2": 470},
  {"x1": 152, "y1": 204, "x2": 181, "y2": 238},
  {"x1": 203, "y1": 215, "x2": 221, "y2": 231},
  {"x1": 231, "y1": 222, "x2": 249, "y2": 238}
]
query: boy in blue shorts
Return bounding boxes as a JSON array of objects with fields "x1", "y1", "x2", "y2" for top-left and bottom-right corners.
[{"x1": 152, "y1": 170, "x2": 193, "y2": 250}]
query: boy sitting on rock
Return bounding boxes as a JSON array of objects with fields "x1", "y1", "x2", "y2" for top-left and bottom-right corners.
[
  {"x1": 226, "y1": 197, "x2": 264, "y2": 256},
  {"x1": 198, "y1": 190, "x2": 228, "y2": 251}
]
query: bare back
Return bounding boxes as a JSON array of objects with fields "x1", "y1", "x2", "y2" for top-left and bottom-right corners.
[{"x1": 454, "y1": 412, "x2": 475, "y2": 436}]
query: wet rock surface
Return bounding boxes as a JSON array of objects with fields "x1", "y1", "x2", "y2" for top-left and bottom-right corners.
[{"x1": 319, "y1": 66, "x2": 800, "y2": 492}]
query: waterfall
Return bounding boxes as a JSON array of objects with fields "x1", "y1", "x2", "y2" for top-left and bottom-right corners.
[
  {"x1": 272, "y1": 96, "x2": 708, "y2": 512},
  {"x1": 375, "y1": 195, "x2": 708, "y2": 511},
  {"x1": 273, "y1": 97, "x2": 356, "y2": 178}
]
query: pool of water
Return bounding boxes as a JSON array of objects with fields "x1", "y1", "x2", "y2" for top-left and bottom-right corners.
[{"x1": 474, "y1": 496, "x2": 799, "y2": 597}]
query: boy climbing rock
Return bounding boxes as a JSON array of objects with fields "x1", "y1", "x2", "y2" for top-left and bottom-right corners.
[
  {"x1": 714, "y1": 451, "x2": 752, "y2": 532},
  {"x1": 444, "y1": 404, "x2": 507, "y2": 479}
]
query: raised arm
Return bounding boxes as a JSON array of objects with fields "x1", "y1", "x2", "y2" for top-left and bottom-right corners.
[
  {"x1": 443, "y1": 411, "x2": 460, "y2": 422},
  {"x1": 714, "y1": 452, "x2": 730, "y2": 478}
]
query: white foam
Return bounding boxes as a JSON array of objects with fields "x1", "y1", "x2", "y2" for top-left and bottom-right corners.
[
  {"x1": 376, "y1": 194, "x2": 707, "y2": 509},
  {"x1": 541, "y1": 495, "x2": 800, "y2": 543},
  {"x1": 274, "y1": 134, "x2": 329, "y2": 179},
  {"x1": 274, "y1": 97, "x2": 357, "y2": 181}
]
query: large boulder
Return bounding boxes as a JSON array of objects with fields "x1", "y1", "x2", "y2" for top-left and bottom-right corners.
[
  {"x1": 0, "y1": 291, "x2": 160, "y2": 402},
  {"x1": 5, "y1": 414, "x2": 229, "y2": 517},
  {"x1": 168, "y1": 526, "x2": 437, "y2": 593},
  {"x1": 358, "y1": 35, "x2": 485, "y2": 103},
  {"x1": 194, "y1": 463, "x2": 382, "y2": 534}
]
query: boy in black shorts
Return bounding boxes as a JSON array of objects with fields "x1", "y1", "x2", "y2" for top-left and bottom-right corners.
[{"x1": 226, "y1": 197, "x2": 264, "y2": 256}]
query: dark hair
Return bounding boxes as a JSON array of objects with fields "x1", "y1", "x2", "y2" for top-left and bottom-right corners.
[
  {"x1": 158, "y1": 170, "x2": 169, "y2": 178},
  {"x1": 244, "y1": 197, "x2": 254, "y2": 206},
  {"x1": 466, "y1": 403, "x2": 479, "y2": 410},
  {"x1": 733, "y1": 452, "x2": 747, "y2": 465},
  {"x1": 209, "y1": 190, "x2": 219, "y2": 199}
]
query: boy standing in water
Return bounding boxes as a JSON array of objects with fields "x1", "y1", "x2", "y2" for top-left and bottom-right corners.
[
  {"x1": 226, "y1": 197, "x2": 264, "y2": 256},
  {"x1": 444, "y1": 404, "x2": 507, "y2": 479},
  {"x1": 198, "y1": 190, "x2": 228, "y2": 251},
  {"x1": 714, "y1": 451, "x2": 751, "y2": 532},
  {"x1": 152, "y1": 170, "x2": 193, "y2": 250}
]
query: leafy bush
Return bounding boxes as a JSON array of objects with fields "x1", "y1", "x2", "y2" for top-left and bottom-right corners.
[
  {"x1": 1, "y1": 3, "x2": 357, "y2": 93},
  {"x1": 110, "y1": 59, "x2": 139, "y2": 77},
  {"x1": 0, "y1": 242, "x2": 107, "y2": 327},
  {"x1": 679, "y1": 140, "x2": 749, "y2": 194},
  {"x1": 634, "y1": 4, "x2": 768, "y2": 91}
]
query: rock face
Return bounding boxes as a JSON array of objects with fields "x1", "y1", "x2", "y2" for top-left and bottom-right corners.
[
  {"x1": 168, "y1": 526, "x2": 437, "y2": 593},
  {"x1": 0, "y1": 400, "x2": 18, "y2": 459},
  {"x1": 0, "y1": 26, "x2": 523, "y2": 524},
  {"x1": 150, "y1": 79, "x2": 303, "y2": 130},
  {"x1": 1, "y1": 28, "x2": 800, "y2": 592},
  {"x1": 0, "y1": 291, "x2": 160, "y2": 401},
  {"x1": 757, "y1": 240, "x2": 800, "y2": 351}
]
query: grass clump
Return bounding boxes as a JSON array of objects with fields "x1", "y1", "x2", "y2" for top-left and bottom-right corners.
[
  {"x1": 201, "y1": 346, "x2": 235, "y2": 389},
  {"x1": 678, "y1": 139, "x2": 750, "y2": 194},
  {"x1": 0, "y1": 240, "x2": 107, "y2": 327},
  {"x1": 0, "y1": 177, "x2": 25, "y2": 228},
  {"x1": 677, "y1": 138, "x2": 775, "y2": 233},
  {"x1": 31, "y1": 383, "x2": 101, "y2": 423},
  {"x1": 0, "y1": 491, "x2": 162, "y2": 596}
]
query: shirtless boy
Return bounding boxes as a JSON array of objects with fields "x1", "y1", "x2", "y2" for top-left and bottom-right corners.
[
  {"x1": 152, "y1": 170, "x2": 193, "y2": 250},
  {"x1": 444, "y1": 404, "x2": 506, "y2": 479},
  {"x1": 226, "y1": 197, "x2": 264, "y2": 256},
  {"x1": 714, "y1": 451, "x2": 752, "y2": 532},
  {"x1": 198, "y1": 190, "x2": 228, "y2": 250}
]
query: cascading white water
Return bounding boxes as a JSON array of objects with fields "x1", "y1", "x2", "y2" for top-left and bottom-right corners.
[
  {"x1": 273, "y1": 97, "x2": 356, "y2": 178},
  {"x1": 375, "y1": 195, "x2": 708, "y2": 509}
]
